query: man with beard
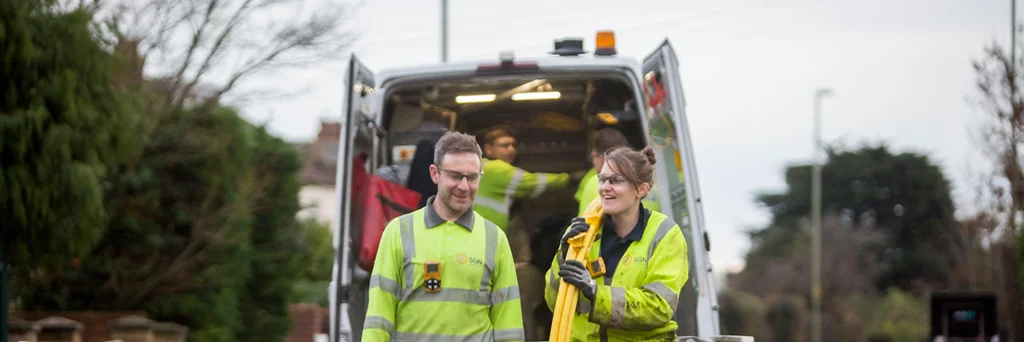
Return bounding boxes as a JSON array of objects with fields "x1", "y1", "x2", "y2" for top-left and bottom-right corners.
[{"x1": 362, "y1": 131, "x2": 525, "y2": 342}]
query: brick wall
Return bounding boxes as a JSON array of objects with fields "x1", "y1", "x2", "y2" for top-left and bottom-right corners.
[
  {"x1": 287, "y1": 304, "x2": 327, "y2": 342},
  {"x1": 14, "y1": 311, "x2": 147, "y2": 342},
  {"x1": 319, "y1": 306, "x2": 330, "y2": 335},
  {"x1": 12, "y1": 307, "x2": 319, "y2": 342}
]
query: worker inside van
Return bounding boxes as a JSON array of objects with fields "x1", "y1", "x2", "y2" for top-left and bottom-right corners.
[{"x1": 473, "y1": 124, "x2": 587, "y2": 232}]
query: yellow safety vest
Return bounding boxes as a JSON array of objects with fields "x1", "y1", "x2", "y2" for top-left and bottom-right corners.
[
  {"x1": 363, "y1": 200, "x2": 525, "y2": 341},
  {"x1": 544, "y1": 209, "x2": 688, "y2": 342},
  {"x1": 474, "y1": 158, "x2": 570, "y2": 228}
]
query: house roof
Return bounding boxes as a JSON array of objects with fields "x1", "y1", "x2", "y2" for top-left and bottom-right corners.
[{"x1": 297, "y1": 121, "x2": 340, "y2": 186}]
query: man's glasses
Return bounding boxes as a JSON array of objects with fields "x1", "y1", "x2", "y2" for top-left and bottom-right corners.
[{"x1": 437, "y1": 167, "x2": 483, "y2": 182}]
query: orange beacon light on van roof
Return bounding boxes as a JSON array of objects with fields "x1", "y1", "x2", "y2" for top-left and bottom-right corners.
[{"x1": 595, "y1": 31, "x2": 617, "y2": 56}]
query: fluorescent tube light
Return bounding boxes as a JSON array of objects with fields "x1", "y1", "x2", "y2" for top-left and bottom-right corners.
[
  {"x1": 511, "y1": 91, "x2": 561, "y2": 101},
  {"x1": 455, "y1": 94, "x2": 496, "y2": 104}
]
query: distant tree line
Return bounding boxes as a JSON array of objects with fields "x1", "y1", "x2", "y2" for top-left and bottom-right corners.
[{"x1": 719, "y1": 35, "x2": 1024, "y2": 341}]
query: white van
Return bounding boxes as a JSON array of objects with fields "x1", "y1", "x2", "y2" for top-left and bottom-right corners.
[{"x1": 330, "y1": 31, "x2": 749, "y2": 342}]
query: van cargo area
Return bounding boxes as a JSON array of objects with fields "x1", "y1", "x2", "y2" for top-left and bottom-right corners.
[
  {"x1": 381, "y1": 74, "x2": 646, "y2": 189},
  {"x1": 345, "y1": 72, "x2": 662, "y2": 340}
]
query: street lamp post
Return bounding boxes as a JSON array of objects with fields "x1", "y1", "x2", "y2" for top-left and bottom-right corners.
[
  {"x1": 811, "y1": 88, "x2": 833, "y2": 342},
  {"x1": 441, "y1": 0, "x2": 448, "y2": 62}
]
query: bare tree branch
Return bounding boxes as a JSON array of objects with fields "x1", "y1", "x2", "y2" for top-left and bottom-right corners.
[
  {"x1": 969, "y1": 30, "x2": 1024, "y2": 341},
  {"x1": 226, "y1": 86, "x2": 311, "y2": 106},
  {"x1": 141, "y1": 0, "x2": 194, "y2": 58},
  {"x1": 160, "y1": 0, "x2": 218, "y2": 112},
  {"x1": 114, "y1": 169, "x2": 258, "y2": 307},
  {"x1": 99, "y1": 0, "x2": 355, "y2": 112}
]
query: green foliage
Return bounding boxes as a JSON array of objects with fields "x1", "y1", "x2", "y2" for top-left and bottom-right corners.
[
  {"x1": 729, "y1": 144, "x2": 956, "y2": 340},
  {"x1": 235, "y1": 125, "x2": 303, "y2": 342},
  {"x1": 765, "y1": 295, "x2": 806, "y2": 342},
  {"x1": 18, "y1": 105, "x2": 255, "y2": 341},
  {"x1": 15, "y1": 103, "x2": 333, "y2": 342},
  {"x1": 294, "y1": 218, "x2": 335, "y2": 282},
  {"x1": 293, "y1": 280, "x2": 331, "y2": 307},
  {"x1": 4, "y1": 1, "x2": 337, "y2": 340},
  {"x1": 718, "y1": 290, "x2": 768, "y2": 339},
  {"x1": 291, "y1": 219, "x2": 334, "y2": 306},
  {"x1": 0, "y1": 0, "x2": 143, "y2": 270},
  {"x1": 750, "y1": 144, "x2": 958, "y2": 292},
  {"x1": 864, "y1": 288, "x2": 928, "y2": 342},
  {"x1": 133, "y1": 107, "x2": 255, "y2": 342}
]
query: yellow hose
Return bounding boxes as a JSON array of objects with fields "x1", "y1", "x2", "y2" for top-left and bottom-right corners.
[{"x1": 549, "y1": 197, "x2": 603, "y2": 342}]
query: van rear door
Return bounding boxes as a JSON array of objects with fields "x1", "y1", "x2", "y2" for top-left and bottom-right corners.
[
  {"x1": 642, "y1": 40, "x2": 719, "y2": 338},
  {"x1": 331, "y1": 55, "x2": 375, "y2": 342}
]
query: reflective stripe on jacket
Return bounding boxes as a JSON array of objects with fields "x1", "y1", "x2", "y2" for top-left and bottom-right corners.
[{"x1": 474, "y1": 158, "x2": 570, "y2": 228}]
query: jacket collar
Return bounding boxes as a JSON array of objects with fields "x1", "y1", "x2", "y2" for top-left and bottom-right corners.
[
  {"x1": 424, "y1": 195, "x2": 475, "y2": 230},
  {"x1": 601, "y1": 202, "x2": 649, "y2": 241}
]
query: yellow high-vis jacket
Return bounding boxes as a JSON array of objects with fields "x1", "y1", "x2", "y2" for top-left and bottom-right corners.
[{"x1": 363, "y1": 197, "x2": 525, "y2": 341}]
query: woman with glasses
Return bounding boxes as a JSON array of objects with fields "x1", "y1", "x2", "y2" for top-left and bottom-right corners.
[
  {"x1": 575, "y1": 128, "x2": 661, "y2": 217},
  {"x1": 544, "y1": 146, "x2": 689, "y2": 342}
]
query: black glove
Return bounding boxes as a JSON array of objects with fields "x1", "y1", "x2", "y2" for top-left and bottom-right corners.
[
  {"x1": 558, "y1": 260, "x2": 596, "y2": 301},
  {"x1": 559, "y1": 217, "x2": 589, "y2": 263}
]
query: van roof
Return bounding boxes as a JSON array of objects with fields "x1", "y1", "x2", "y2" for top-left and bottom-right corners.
[{"x1": 377, "y1": 54, "x2": 644, "y2": 87}]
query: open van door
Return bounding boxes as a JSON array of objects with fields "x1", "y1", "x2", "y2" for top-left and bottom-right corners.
[
  {"x1": 331, "y1": 55, "x2": 375, "y2": 342},
  {"x1": 642, "y1": 40, "x2": 720, "y2": 338}
]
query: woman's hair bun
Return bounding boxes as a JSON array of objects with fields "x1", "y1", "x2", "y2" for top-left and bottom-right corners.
[{"x1": 640, "y1": 146, "x2": 657, "y2": 165}]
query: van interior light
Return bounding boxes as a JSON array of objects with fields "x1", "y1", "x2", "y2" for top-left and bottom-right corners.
[
  {"x1": 595, "y1": 30, "x2": 617, "y2": 56},
  {"x1": 455, "y1": 94, "x2": 496, "y2": 104},
  {"x1": 511, "y1": 91, "x2": 561, "y2": 101}
]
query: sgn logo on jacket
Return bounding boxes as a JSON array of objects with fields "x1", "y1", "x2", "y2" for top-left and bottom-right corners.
[{"x1": 621, "y1": 254, "x2": 647, "y2": 266}]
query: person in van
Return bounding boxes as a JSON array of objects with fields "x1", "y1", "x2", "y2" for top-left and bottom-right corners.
[
  {"x1": 474, "y1": 125, "x2": 587, "y2": 230},
  {"x1": 473, "y1": 125, "x2": 587, "y2": 340},
  {"x1": 576, "y1": 128, "x2": 660, "y2": 216},
  {"x1": 363, "y1": 131, "x2": 525, "y2": 342},
  {"x1": 545, "y1": 146, "x2": 688, "y2": 342}
]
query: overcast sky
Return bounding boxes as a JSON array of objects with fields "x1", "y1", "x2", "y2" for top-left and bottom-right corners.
[{"x1": 232, "y1": 0, "x2": 1016, "y2": 272}]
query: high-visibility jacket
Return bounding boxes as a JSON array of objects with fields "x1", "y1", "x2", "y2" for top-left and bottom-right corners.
[
  {"x1": 474, "y1": 158, "x2": 570, "y2": 228},
  {"x1": 363, "y1": 202, "x2": 525, "y2": 342},
  {"x1": 574, "y1": 168, "x2": 661, "y2": 216},
  {"x1": 544, "y1": 209, "x2": 688, "y2": 342}
]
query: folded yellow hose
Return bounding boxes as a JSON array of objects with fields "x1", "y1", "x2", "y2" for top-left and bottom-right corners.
[{"x1": 549, "y1": 197, "x2": 603, "y2": 342}]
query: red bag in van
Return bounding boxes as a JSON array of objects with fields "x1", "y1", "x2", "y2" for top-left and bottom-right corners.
[{"x1": 350, "y1": 155, "x2": 421, "y2": 272}]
